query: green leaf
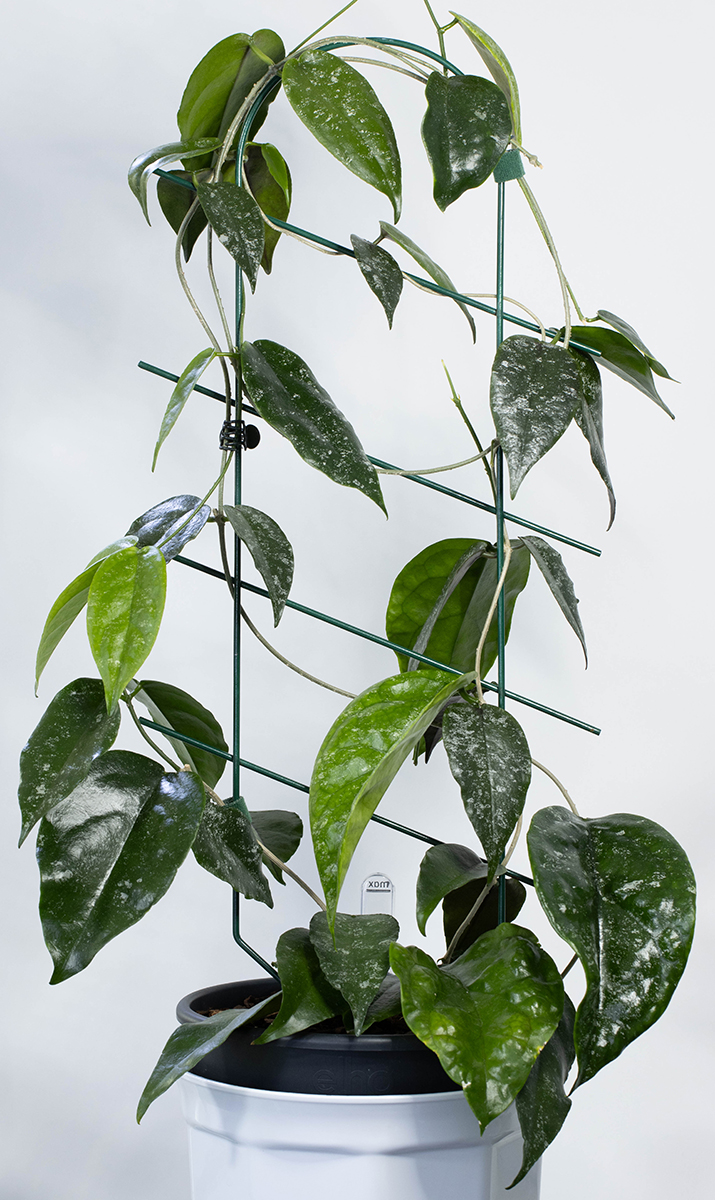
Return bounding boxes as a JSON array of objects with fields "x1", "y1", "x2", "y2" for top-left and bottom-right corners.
[
  {"x1": 350, "y1": 235, "x2": 403, "y2": 327},
  {"x1": 134, "y1": 679, "x2": 228, "y2": 789},
  {"x1": 249, "y1": 808, "x2": 303, "y2": 883},
  {"x1": 152, "y1": 348, "x2": 216, "y2": 470},
  {"x1": 38, "y1": 751, "x2": 205, "y2": 982},
  {"x1": 451, "y1": 13, "x2": 522, "y2": 143},
  {"x1": 156, "y1": 171, "x2": 208, "y2": 261},
  {"x1": 137, "y1": 991, "x2": 280, "y2": 1122},
  {"x1": 195, "y1": 181, "x2": 265, "y2": 292},
  {"x1": 18, "y1": 678, "x2": 120, "y2": 845},
  {"x1": 422, "y1": 72, "x2": 511, "y2": 210},
  {"x1": 283, "y1": 49, "x2": 402, "y2": 221},
  {"x1": 223, "y1": 504, "x2": 294, "y2": 625},
  {"x1": 567, "y1": 326, "x2": 675, "y2": 418},
  {"x1": 391, "y1": 926, "x2": 563, "y2": 1132},
  {"x1": 362, "y1": 972, "x2": 403, "y2": 1030},
  {"x1": 570, "y1": 350, "x2": 616, "y2": 530},
  {"x1": 527, "y1": 807, "x2": 696, "y2": 1087},
  {"x1": 510, "y1": 996, "x2": 576, "y2": 1189},
  {"x1": 310, "y1": 669, "x2": 472, "y2": 922},
  {"x1": 126, "y1": 494, "x2": 211, "y2": 561},
  {"x1": 490, "y1": 335, "x2": 583, "y2": 497},
  {"x1": 34, "y1": 538, "x2": 137, "y2": 690},
  {"x1": 87, "y1": 545, "x2": 167, "y2": 712},
  {"x1": 241, "y1": 340, "x2": 385, "y2": 512},
  {"x1": 442, "y1": 703, "x2": 531, "y2": 879},
  {"x1": 245, "y1": 142, "x2": 292, "y2": 273},
  {"x1": 128, "y1": 139, "x2": 222, "y2": 223},
  {"x1": 521, "y1": 536, "x2": 587, "y2": 665},
  {"x1": 309, "y1": 912, "x2": 399, "y2": 1036},
  {"x1": 596, "y1": 310, "x2": 674, "y2": 380},
  {"x1": 416, "y1": 842, "x2": 488, "y2": 935},
  {"x1": 254, "y1": 927, "x2": 345, "y2": 1043},
  {"x1": 192, "y1": 799, "x2": 272, "y2": 905},
  {"x1": 442, "y1": 874, "x2": 527, "y2": 959},
  {"x1": 379, "y1": 221, "x2": 476, "y2": 341}
]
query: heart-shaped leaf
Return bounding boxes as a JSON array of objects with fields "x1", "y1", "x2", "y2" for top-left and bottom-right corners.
[
  {"x1": 283, "y1": 49, "x2": 401, "y2": 221},
  {"x1": 309, "y1": 912, "x2": 399, "y2": 1036},
  {"x1": 196, "y1": 181, "x2": 265, "y2": 292},
  {"x1": 192, "y1": 798, "x2": 272, "y2": 905},
  {"x1": 128, "y1": 139, "x2": 222, "y2": 223},
  {"x1": 527, "y1": 807, "x2": 696, "y2": 1086},
  {"x1": 510, "y1": 995, "x2": 576, "y2": 1188},
  {"x1": 126, "y1": 494, "x2": 211, "y2": 561},
  {"x1": 422, "y1": 72, "x2": 511, "y2": 209},
  {"x1": 416, "y1": 842, "x2": 488, "y2": 935},
  {"x1": 241, "y1": 340, "x2": 385, "y2": 512},
  {"x1": 38, "y1": 751, "x2": 205, "y2": 982},
  {"x1": 156, "y1": 170, "x2": 208, "y2": 260},
  {"x1": 490, "y1": 335, "x2": 583, "y2": 497},
  {"x1": 134, "y1": 679, "x2": 228, "y2": 788},
  {"x1": 223, "y1": 504, "x2": 293, "y2": 625},
  {"x1": 570, "y1": 350, "x2": 616, "y2": 529},
  {"x1": 152, "y1": 348, "x2": 216, "y2": 470},
  {"x1": 87, "y1": 545, "x2": 167, "y2": 712},
  {"x1": 249, "y1": 808, "x2": 303, "y2": 883},
  {"x1": 254, "y1": 927, "x2": 345, "y2": 1043},
  {"x1": 521, "y1": 536, "x2": 587, "y2": 665},
  {"x1": 18, "y1": 678, "x2": 120, "y2": 845},
  {"x1": 245, "y1": 142, "x2": 292, "y2": 273},
  {"x1": 442, "y1": 874, "x2": 526, "y2": 959},
  {"x1": 451, "y1": 13, "x2": 522, "y2": 142},
  {"x1": 567, "y1": 326, "x2": 674, "y2": 418},
  {"x1": 310, "y1": 669, "x2": 472, "y2": 922},
  {"x1": 596, "y1": 310, "x2": 674, "y2": 380},
  {"x1": 350, "y1": 234, "x2": 403, "y2": 327},
  {"x1": 379, "y1": 221, "x2": 475, "y2": 340}
]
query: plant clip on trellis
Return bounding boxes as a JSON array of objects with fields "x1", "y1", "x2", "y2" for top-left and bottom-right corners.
[{"x1": 18, "y1": 5, "x2": 695, "y2": 1198}]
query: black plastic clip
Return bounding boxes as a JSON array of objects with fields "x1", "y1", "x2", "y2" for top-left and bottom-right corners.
[{"x1": 220, "y1": 420, "x2": 261, "y2": 451}]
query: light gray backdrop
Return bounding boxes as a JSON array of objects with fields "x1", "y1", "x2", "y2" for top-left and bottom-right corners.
[{"x1": 2, "y1": 1, "x2": 712, "y2": 1197}]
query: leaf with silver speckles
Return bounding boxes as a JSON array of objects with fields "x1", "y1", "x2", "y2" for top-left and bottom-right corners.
[
  {"x1": 510, "y1": 995, "x2": 576, "y2": 1188},
  {"x1": 309, "y1": 911, "x2": 399, "y2": 1035}
]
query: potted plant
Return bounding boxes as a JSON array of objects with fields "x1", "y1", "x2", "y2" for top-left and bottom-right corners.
[{"x1": 17, "y1": 3, "x2": 695, "y2": 1198}]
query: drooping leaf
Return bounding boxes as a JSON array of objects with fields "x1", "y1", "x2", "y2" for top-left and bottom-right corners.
[
  {"x1": 254, "y1": 927, "x2": 345, "y2": 1043},
  {"x1": 520, "y1": 536, "x2": 587, "y2": 665},
  {"x1": 570, "y1": 350, "x2": 616, "y2": 529},
  {"x1": 223, "y1": 504, "x2": 294, "y2": 625},
  {"x1": 137, "y1": 991, "x2": 280, "y2": 1122},
  {"x1": 283, "y1": 49, "x2": 401, "y2": 221},
  {"x1": 18, "y1": 678, "x2": 120, "y2": 845},
  {"x1": 415, "y1": 842, "x2": 487, "y2": 935},
  {"x1": 567, "y1": 326, "x2": 675, "y2": 418},
  {"x1": 245, "y1": 142, "x2": 292, "y2": 272},
  {"x1": 490, "y1": 335, "x2": 583, "y2": 497},
  {"x1": 134, "y1": 679, "x2": 228, "y2": 789},
  {"x1": 310, "y1": 669, "x2": 471, "y2": 923},
  {"x1": 527, "y1": 807, "x2": 696, "y2": 1087},
  {"x1": 126, "y1": 495, "x2": 211, "y2": 562},
  {"x1": 152, "y1": 349, "x2": 216, "y2": 470},
  {"x1": 442, "y1": 874, "x2": 527, "y2": 959},
  {"x1": 391, "y1": 926, "x2": 563, "y2": 1131},
  {"x1": 128, "y1": 139, "x2": 222, "y2": 223},
  {"x1": 422, "y1": 72, "x2": 511, "y2": 210},
  {"x1": 241, "y1": 340, "x2": 385, "y2": 512},
  {"x1": 309, "y1": 912, "x2": 399, "y2": 1036},
  {"x1": 362, "y1": 972, "x2": 403, "y2": 1030},
  {"x1": 156, "y1": 170, "x2": 208, "y2": 260},
  {"x1": 38, "y1": 751, "x2": 205, "y2": 982},
  {"x1": 192, "y1": 799, "x2": 272, "y2": 905},
  {"x1": 442, "y1": 703, "x2": 531, "y2": 879},
  {"x1": 596, "y1": 310, "x2": 674, "y2": 380},
  {"x1": 195, "y1": 180, "x2": 265, "y2": 292},
  {"x1": 451, "y1": 13, "x2": 522, "y2": 142},
  {"x1": 380, "y1": 221, "x2": 475, "y2": 340},
  {"x1": 87, "y1": 545, "x2": 167, "y2": 712},
  {"x1": 34, "y1": 538, "x2": 137, "y2": 690},
  {"x1": 510, "y1": 996, "x2": 576, "y2": 1189},
  {"x1": 350, "y1": 235, "x2": 403, "y2": 327},
  {"x1": 249, "y1": 808, "x2": 303, "y2": 883}
]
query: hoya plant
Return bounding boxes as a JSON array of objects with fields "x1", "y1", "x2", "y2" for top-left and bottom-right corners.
[{"x1": 18, "y1": 1, "x2": 694, "y2": 1186}]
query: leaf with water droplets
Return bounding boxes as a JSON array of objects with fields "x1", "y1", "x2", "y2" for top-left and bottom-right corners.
[
  {"x1": 309, "y1": 912, "x2": 399, "y2": 1035},
  {"x1": 510, "y1": 995, "x2": 576, "y2": 1188},
  {"x1": 422, "y1": 72, "x2": 511, "y2": 209},
  {"x1": 196, "y1": 181, "x2": 265, "y2": 291},
  {"x1": 380, "y1": 221, "x2": 475, "y2": 341},
  {"x1": 192, "y1": 799, "x2": 272, "y2": 905},
  {"x1": 223, "y1": 504, "x2": 294, "y2": 625},
  {"x1": 126, "y1": 494, "x2": 211, "y2": 561},
  {"x1": 520, "y1": 536, "x2": 587, "y2": 665},
  {"x1": 350, "y1": 235, "x2": 403, "y2": 327}
]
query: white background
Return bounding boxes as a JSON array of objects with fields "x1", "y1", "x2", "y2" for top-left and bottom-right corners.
[{"x1": 1, "y1": 1, "x2": 713, "y2": 1196}]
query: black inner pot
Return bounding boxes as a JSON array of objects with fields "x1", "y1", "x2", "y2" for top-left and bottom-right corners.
[{"x1": 177, "y1": 978, "x2": 460, "y2": 1097}]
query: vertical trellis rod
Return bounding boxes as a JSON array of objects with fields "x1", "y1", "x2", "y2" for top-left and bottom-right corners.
[{"x1": 496, "y1": 180, "x2": 508, "y2": 925}]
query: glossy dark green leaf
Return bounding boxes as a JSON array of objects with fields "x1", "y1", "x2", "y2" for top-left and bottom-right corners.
[
  {"x1": 254, "y1": 927, "x2": 345, "y2": 1043},
  {"x1": 18, "y1": 678, "x2": 120, "y2": 845},
  {"x1": 567, "y1": 326, "x2": 674, "y2": 418},
  {"x1": 35, "y1": 538, "x2": 137, "y2": 691},
  {"x1": 510, "y1": 996, "x2": 576, "y2": 1188},
  {"x1": 156, "y1": 170, "x2": 207, "y2": 261},
  {"x1": 223, "y1": 504, "x2": 293, "y2": 625},
  {"x1": 283, "y1": 49, "x2": 401, "y2": 221},
  {"x1": 527, "y1": 807, "x2": 696, "y2": 1087},
  {"x1": 152, "y1": 349, "x2": 216, "y2": 470},
  {"x1": 249, "y1": 808, "x2": 303, "y2": 883},
  {"x1": 309, "y1": 912, "x2": 399, "y2": 1036},
  {"x1": 416, "y1": 842, "x2": 487, "y2": 935},
  {"x1": 391, "y1": 926, "x2": 563, "y2": 1131},
  {"x1": 443, "y1": 703, "x2": 531, "y2": 879},
  {"x1": 349, "y1": 235, "x2": 403, "y2": 327},
  {"x1": 126, "y1": 495, "x2": 211, "y2": 562},
  {"x1": 362, "y1": 972, "x2": 403, "y2": 1030},
  {"x1": 195, "y1": 181, "x2": 265, "y2": 292},
  {"x1": 521, "y1": 536, "x2": 587, "y2": 665},
  {"x1": 442, "y1": 874, "x2": 526, "y2": 959},
  {"x1": 490, "y1": 335, "x2": 583, "y2": 497},
  {"x1": 422, "y1": 72, "x2": 510, "y2": 209},
  {"x1": 128, "y1": 139, "x2": 222, "y2": 223},
  {"x1": 245, "y1": 142, "x2": 292, "y2": 273},
  {"x1": 38, "y1": 751, "x2": 205, "y2": 982},
  {"x1": 596, "y1": 310, "x2": 674, "y2": 380},
  {"x1": 310, "y1": 669, "x2": 471, "y2": 923},
  {"x1": 570, "y1": 350, "x2": 616, "y2": 529},
  {"x1": 134, "y1": 679, "x2": 228, "y2": 789},
  {"x1": 137, "y1": 991, "x2": 280, "y2": 1121},
  {"x1": 379, "y1": 221, "x2": 475, "y2": 340},
  {"x1": 192, "y1": 799, "x2": 272, "y2": 905},
  {"x1": 241, "y1": 340, "x2": 385, "y2": 512},
  {"x1": 87, "y1": 545, "x2": 167, "y2": 712},
  {"x1": 451, "y1": 13, "x2": 522, "y2": 142}
]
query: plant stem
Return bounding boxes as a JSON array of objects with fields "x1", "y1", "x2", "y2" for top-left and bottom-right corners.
[
  {"x1": 174, "y1": 199, "x2": 226, "y2": 353},
  {"x1": 156, "y1": 454, "x2": 234, "y2": 553},
  {"x1": 241, "y1": 605, "x2": 357, "y2": 699},
  {"x1": 517, "y1": 177, "x2": 576, "y2": 347},
  {"x1": 530, "y1": 758, "x2": 581, "y2": 817},
  {"x1": 290, "y1": 0, "x2": 362, "y2": 55},
  {"x1": 256, "y1": 840, "x2": 327, "y2": 912},
  {"x1": 339, "y1": 56, "x2": 429, "y2": 82},
  {"x1": 123, "y1": 696, "x2": 182, "y2": 770},
  {"x1": 442, "y1": 362, "x2": 498, "y2": 502},
  {"x1": 474, "y1": 527, "x2": 512, "y2": 702},
  {"x1": 462, "y1": 294, "x2": 547, "y2": 340},
  {"x1": 207, "y1": 226, "x2": 235, "y2": 361},
  {"x1": 375, "y1": 446, "x2": 494, "y2": 476},
  {"x1": 561, "y1": 952, "x2": 578, "y2": 979},
  {"x1": 215, "y1": 509, "x2": 236, "y2": 599},
  {"x1": 422, "y1": 0, "x2": 448, "y2": 62}
]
